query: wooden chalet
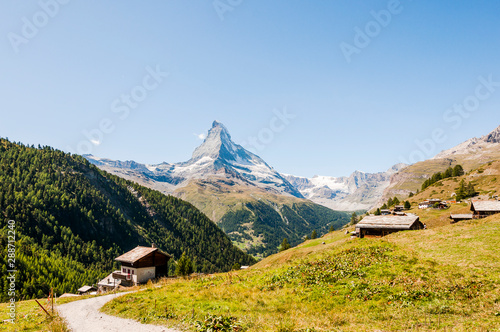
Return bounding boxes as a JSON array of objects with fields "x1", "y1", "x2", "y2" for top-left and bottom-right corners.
[
  {"x1": 380, "y1": 209, "x2": 391, "y2": 215},
  {"x1": 112, "y1": 245, "x2": 172, "y2": 286},
  {"x1": 449, "y1": 214, "x2": 473, "y2": 223},
  {"x1": 393, "y1": 205, "x2": 405, "y2": 212},
  {"x1": 470, "y1": 200, "x2": 500, "y2": 219},
  {"x1": 97, "y1": 272, "x2": 121, "y2": 293},
  {"x1": 419, "y1": 199, "x2": 447, "y2": 209},
  {"x1": 355, "y1": 215, "x2": 423, "y2": 238},
  {"x1": 77, "y1": 285, "x2": 97, "y2": 295},
  {"x1": 419, "y1": 201, "x2": 431, "y2": 209}
]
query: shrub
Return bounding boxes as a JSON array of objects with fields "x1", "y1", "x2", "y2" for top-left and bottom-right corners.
[{"x1": 195, "y1": 314, "x2": 243, "y2": 332}]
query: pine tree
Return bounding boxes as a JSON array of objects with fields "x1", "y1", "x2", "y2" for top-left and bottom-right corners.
[
  {"x1": 404, "y1": 201, "x2": 411, "y2": 210},
  {"x1": 310, "y1": 230, "x2": 317, "y2": 239},
  {"x1": 444, "y1": 167, "x2": 453, "y2": 178},
  {"x1": 375, "y1": 208, "x2": 381, "y2": 216},
  {"x1": 466, "y1": 182, "x2": 476, "y2": 198},
  {"x1": 453, "y1": 165, "x2": 464, "y2": 177},
  {"x1": 350, "y1": 212, "x2": 358, "y2": 225},
  {"x1": 175, "y1": 252, "x2": 194, "y2": 277},
  {"x1": 329, "y1": 225, "x2": 334, "y2": 232},
  {"x1": 279, "y1": 238, "x2": 291, "y2": 252},
  {"x1": 456, "y1": 179, "x2": 467, "y2": 201}
]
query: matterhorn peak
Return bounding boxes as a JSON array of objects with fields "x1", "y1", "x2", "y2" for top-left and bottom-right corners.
[{"x1": 190, "y1": 121, "x2": 242, "y2": 163}]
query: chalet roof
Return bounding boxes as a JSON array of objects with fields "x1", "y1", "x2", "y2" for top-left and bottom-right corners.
[
  {"x1": 97, "y1": 272, "x2": 122, "y2": 287},
  {"x1": 450, "y1": 214, "x2": 473, "y2": 219},
  {"x1": 115, "y1": 246, "x2": 172, "y2": 264},
  {"x1": 77, "y1": 285, "x2": 96, "y2": 293},
  {"x1": 355, "y1": 215, "x2": 420, "y2": 230},
  {"x1": 471, "y1": 200, "x2": 500, "y2": 212}
]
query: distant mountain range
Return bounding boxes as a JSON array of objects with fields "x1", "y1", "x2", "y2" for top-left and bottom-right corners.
[
  {"x1": 88, "y1": 121, "x2": 301, "y2": 198},
  {"x1": 283, "y1": 163, "x2": 407, "y2": 211},
  {"x1": 87, "y1": 121, "x2": 406, "y2": 213}
]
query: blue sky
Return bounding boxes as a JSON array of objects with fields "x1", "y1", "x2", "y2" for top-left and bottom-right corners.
[{"x1": 1, "y1": 0, "x2": 499, "y2": 177}]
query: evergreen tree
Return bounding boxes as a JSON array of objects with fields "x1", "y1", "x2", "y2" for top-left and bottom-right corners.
[
  {"x1": 381, "y1": 203, "x2": 388, "y2": 210},
  {"x1": 310, "y1": 230, "x2": 317, "y2": 239},
  {"x1": 350, "y1": 212, "x2": 358, "y2": 225},
  {"x1": 387, "y1": 198, "x2": 393, "y2": 207},
  {"x1": 466, "y1": 182, "x2": 476, "y2": 198},
  {"x1": 453, "y1": 165, "x2": 465, "y2": 177},
  {"x1": 404, "y1": 201, "x2": 411, "y2": 210},
  {"x1": 456, "y1": 179, "x2": 467, "y2": 201},
  {"x1": 375, "y1": 208, "x2": 381, "y2": 216},
  {"x1": 444, "y1": 167, "x2": 453, "y2": 178},
  {"x1": 175, "y1": 252, "x2": 194, "y2": 277},
  {"x1": 393, "y1": 197, "x2": 400, "y2": 206},
  {"x1": 408, "y1": 192, "x2": 414, "y2": 198},
  {"x1": 279, "y1": 238, "x2": 291, "y2": 252},
  {"x1": 329, "y1": 225, "x2": 334, "y2": 232}
]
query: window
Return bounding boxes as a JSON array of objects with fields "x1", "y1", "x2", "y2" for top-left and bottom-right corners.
[{"x1": 122, "y1": 268, "x2": 126, "y2": 273}]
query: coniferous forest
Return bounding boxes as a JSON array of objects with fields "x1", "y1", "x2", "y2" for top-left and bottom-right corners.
[{"x1": 0, "y1": 139, "x2": 256, "y2": 301}]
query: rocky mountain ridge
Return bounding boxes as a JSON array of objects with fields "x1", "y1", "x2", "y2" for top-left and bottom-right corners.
[
  {"x1": 379, "y1": 124, "x2": 500, "y2": 204},
  {"x1": 284, "y1": 163, "x2": 407, "y2": 211}
]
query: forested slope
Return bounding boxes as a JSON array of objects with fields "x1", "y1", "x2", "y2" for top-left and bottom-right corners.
[{"x1": 0, "y1": 139, "x2": 255, "y2": 301}]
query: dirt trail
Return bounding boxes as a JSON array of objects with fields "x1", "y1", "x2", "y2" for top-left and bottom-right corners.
[{"x1": 57, "y1": 292, "x2": 179, "y2": 332}]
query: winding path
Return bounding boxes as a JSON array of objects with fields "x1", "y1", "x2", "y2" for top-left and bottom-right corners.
[{"x1": 57, "y1": 292, "x2": 179, "y2": 332}]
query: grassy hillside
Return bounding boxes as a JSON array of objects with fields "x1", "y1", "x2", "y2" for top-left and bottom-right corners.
[
  {"x1": 100, "y1": 211, "x2": 500, "y2": 331},
  {"x1": 0, "y1": 139, "x2": 255, "y2": 301},
  {"x1": 176, "y1": 179, "x2": 350, "y2": 257}
]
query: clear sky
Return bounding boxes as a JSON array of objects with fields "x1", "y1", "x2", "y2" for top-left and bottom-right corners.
[{"x1": 1, "y1": 0, "x2": 499, "y2": 177}]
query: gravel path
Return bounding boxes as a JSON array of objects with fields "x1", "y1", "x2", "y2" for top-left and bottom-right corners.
[{"x1": 57, "y1": 292, "x2": 180, "y2": 332}]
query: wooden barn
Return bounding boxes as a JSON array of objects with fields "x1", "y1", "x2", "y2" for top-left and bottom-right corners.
[
  {"x1": 449, "y1": 214, "x2": 473, "y2": 223},
  {"x1": 77, "y1": 285, "x2": 97, "y2": 295},
  {"x1": 471, "y1": 200, "x2": 500, "y2": 219},
  {"x1": 355, "y1": 215, "x2": 423, "y2": 238},
  {"x1": 112, "y1": 245, "x2": 172, "y2": 286}
]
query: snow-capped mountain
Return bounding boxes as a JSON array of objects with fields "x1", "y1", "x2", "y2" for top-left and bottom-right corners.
[
  {"x1": 284, "y1": 163, "x2": 407, "y2": 211},
  {"x1": 86, "y1": 121, "x2": 302, "y2": 198}
]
